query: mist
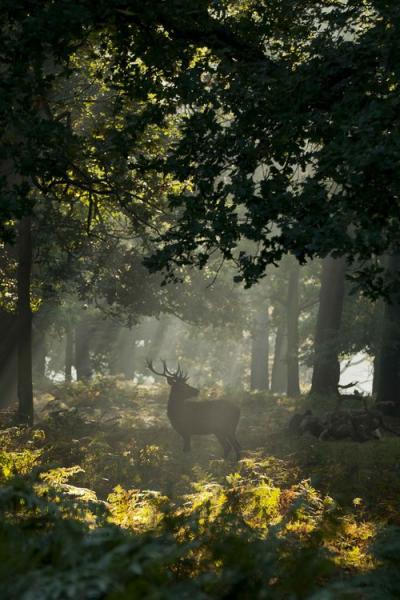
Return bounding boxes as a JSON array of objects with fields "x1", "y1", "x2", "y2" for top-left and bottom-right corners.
[{"x1": 2, "y1": 2, "x2": 400, "y2": 598}]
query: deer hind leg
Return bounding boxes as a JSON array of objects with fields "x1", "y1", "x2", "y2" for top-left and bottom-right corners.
[
  {"x1": 227, "y1": 433, "x2": 241, "y2": 461},
  {"x1": 182, "y1": 435, "x2": 191, "y2": 453},
  {"x1": 215, "y1": 433, "x2": 232, "y2": 458}
]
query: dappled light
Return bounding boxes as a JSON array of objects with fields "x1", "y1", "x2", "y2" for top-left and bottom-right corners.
[
  {"x1": 2, "y1": 380, "x2": 400, "y2": 597},
  {"x1": 2, "y1": 1, "x2": 400, "y2": 597}
]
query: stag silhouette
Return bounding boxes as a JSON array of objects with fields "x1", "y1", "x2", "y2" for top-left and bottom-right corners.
[{"x1": 147, "y1": 360, "x2": 241, "y2": 460}]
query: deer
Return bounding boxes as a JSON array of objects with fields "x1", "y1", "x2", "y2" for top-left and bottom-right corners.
[{"x1": 147, "y1": 360, "x2": 241, "y2": 460}]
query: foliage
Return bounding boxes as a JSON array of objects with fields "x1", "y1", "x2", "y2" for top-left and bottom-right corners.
[
  {"x1": 3, "y1": 2, "x2": 400, "y2": 294},
  {"x1": 118, "y1": 1, "x2": 400, "y2": 294},
  {"x1": 2, "y1": 1, "x2": 400, "y2": 595},
  {"x1": 1, "y1": 379, "x2": 400, "y2": 597}
]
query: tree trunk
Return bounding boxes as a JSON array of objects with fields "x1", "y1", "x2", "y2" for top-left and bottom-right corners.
[
  {"x1": 286, "y1": 260, "x2": 300, "y2": 397},
  {"x1": 32, "y1": 311, "x2": 48, "y2": 387},
  {"x1": 372, "y1": 352, "x2": 379, "y2": 397},
  {"x1": 372, "y1": 298, "x2": 385, "y2": 397},
  {"x1": 16, "y1": 216, "x2": 34, "y2": 425},
  {"x1": 375, "y1": 254, "x2": 400, "y2": 412},
  {"x1": 271, "y1": 320, "x2": 287, "y2": 394},
  {"x1": 311, "y1": 256, "x2": 346, "y2": 395},
  {"x1": 65, "y1": 325, "x2": 74, "y2": 382},
  {"x1": 106, "y1": 322, "x2": 122, "y2": 375},
  {"x1": 75, "y1": 320, "x2": 92, "y2": 380},
  {"x1": 117, "y1": 328, "x2": 137, "y2": 378},
  {"x1": 250, "y1": 307, "x2": 269, "y2": 391},
  {"x1": 0, "y1": 310, "x2": 18, "y2": 408}
]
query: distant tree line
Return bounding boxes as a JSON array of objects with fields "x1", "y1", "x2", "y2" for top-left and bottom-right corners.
[{"x1": 1, "y1": 1, "x2": 400, "y2": 421}]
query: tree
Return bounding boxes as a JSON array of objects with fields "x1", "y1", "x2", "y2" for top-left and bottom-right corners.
[
  {"x1": 271, "y1": 318, "x2": 287, "y2": 395},
  {"x1": 125, "y1": 2, "x2": 400, "y2": 297},
  {"x1": 375, "y1": 254, "x2": 400, "y2": 412},
  {"x1": 16, "y1": 217, "x2": 33, "y2": 423},
  {"x1": 250, "y1": 307, "x2": 269, "y2": 391},
  {"x1": 0, "y1": 6, "x2": 192, "y2": 414},
  {"x1": 286, "y1": 259, "x2": 300, "y2": 397},
  {"x1": 311, "y1": 257, "x2": 346, "y2": 396},
  {"x1": 3, "y1": 2, "x2": 400, "y2": 407}
]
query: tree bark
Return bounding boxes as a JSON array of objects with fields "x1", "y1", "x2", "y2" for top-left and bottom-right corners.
[
  {"x1": 106, "y1": 322, "x2": 122, "y2": 375},
  {"x1": 16, "y1": 216, "x2": 34, "y2": 425},
  {"x1": 271, "y1": 319, "x2": 287, "y2": 394},
  {"x1": 32, "y1": 309, "x2": 49, "y2": 387},
  {"x1": 0, "y1": 310, "x2": 18, "y2": 407},
  {"x1": 375, "y1": 254, "x2": 400, "y2": 412},
  {"x1": 311, "y1": 256, "x2": 346, "y2": 395},
  {"x1": 286, "y1": 260, "x2": 300, "y2": 397},
  {"x1": 372, "y1": 298, "x2": 385, "y2": 397},
  {"x1": 65, "y1": 325, "x2": 74, "y2": 382},
  {"x1": 372, "y1": 352, "x2": 379, "y2": 397},
  {"x1": 250, "y1": 307, "x2": 269, "y2": 391}
]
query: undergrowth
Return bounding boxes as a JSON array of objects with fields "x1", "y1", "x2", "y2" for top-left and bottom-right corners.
[{"x1": 1, "y1": 377, "x2": 400, "y2": 599}]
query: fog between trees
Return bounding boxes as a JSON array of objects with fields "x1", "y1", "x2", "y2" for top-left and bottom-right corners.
[{"x1": 2, "y1": 2, "x2": 400, "y2": 598}]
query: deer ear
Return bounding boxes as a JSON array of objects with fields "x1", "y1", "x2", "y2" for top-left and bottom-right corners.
[{"x1": 166, "y1": 376, "x2": 174, "y2": 385}]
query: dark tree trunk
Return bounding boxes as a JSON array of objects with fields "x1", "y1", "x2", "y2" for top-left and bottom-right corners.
[
  {"x1": 65, "y1": 325, "x2": 74, "y2": 382},
  {"x1": 0, "y1": 310, "x2": 18, "y2": 407},
  {"x1": 106, "y1": 322, "x2": 122, "y2": 375},
  {"x1": 311, "y1": 256, "x2": 346, "y2": 395},
  {"x1": 16, "y1": 216, "x2": 34, "y2": 425},
  {"x1": 372, "y1": 298, "x2": 385, "y2": 397},
  {"x1": 372, "y1": 352, "x2": 379, "y2": 397},
  {"x1": 376, "y1": 254, "x2": 400, "y2": 412},
  {"x1": 32, "y1": 313, "x2": 47, "y2": 387},
  {"x1": 250, "y1": 307, "x2": 269, "y2": 391},
  {"x1": 286, "y1": 260, "x2": 300, "y2": 397},
  {"x1": 271, "y1": 320, "x2": 287, "y2": 394},
  {"x1": 75, "y1": 320, "x2": 92, "y2": 380}
]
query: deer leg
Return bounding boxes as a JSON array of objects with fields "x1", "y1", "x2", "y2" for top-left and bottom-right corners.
[
  {"x1": 182, "y1": 435, "x2": 191, "y2": 453},
  {"x1": 215, "y1": 433, "x2": 232, "y2": 458},
  {"x1": 227, "y1": 434, "x2": 241, "y2": 461}
]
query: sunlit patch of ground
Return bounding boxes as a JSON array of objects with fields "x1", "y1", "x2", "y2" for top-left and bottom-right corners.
[
  {"x1": 2, "y1": 377, "x2": 400, "y2": 597},
  {"x1": 10, "y1": 377, "x2": 399, "y2": 514}
]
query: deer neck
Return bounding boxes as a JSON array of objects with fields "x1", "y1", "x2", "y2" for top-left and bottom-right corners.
[{"x1": 167, "y1": 389, "x2": 185, "y2": 420}]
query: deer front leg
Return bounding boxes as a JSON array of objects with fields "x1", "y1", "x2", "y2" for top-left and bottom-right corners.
[
  {"x1": 182, "y1": 435, "x2": 191, "y2": 453},
  {"x1": 215, "y1": 433, "x2": 231, "y2": 458}
]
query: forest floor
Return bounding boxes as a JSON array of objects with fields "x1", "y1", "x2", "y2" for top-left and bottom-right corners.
[{"x1": 1, "y1": 378, "x2": 400, "y2": 599}]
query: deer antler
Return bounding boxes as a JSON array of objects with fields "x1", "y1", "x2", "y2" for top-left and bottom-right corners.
[
  {"x1": 177, "y1": 363, "x2": 189, "y2": 381},
  {"x1": 162, "y1": 360, "x2": 177, "y2": 377},
  {"x1": 146, "y1": 359, "x2": 169, "y2": 378},
  {"x1": 146, "y1": 359, "x2": 189, "y2": 381}
]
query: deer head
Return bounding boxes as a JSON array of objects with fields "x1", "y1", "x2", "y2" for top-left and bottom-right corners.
[{"x1": 146, "y1": 359, "x2": 199, "y2": 400}]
